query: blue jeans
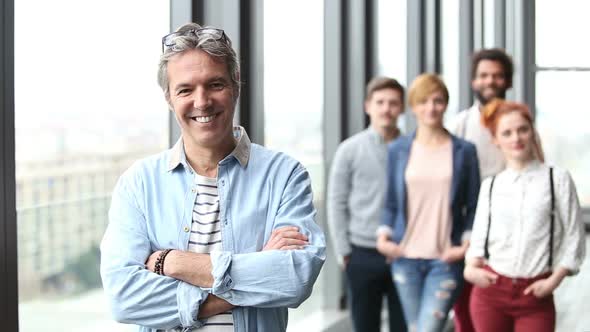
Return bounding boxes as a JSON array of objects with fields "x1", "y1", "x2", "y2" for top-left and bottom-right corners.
[{"x1": 392, "y1": 258, "x2": 464, "y2": 332}]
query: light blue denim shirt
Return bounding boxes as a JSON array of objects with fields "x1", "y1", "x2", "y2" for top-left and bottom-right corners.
[{"x1": 100, "y1": 127, "x2": 326, "y2": 332}]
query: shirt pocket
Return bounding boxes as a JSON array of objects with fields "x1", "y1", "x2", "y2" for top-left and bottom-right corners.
[{"x1": 230, "y1": 202, "x2": 270, "y2": 252}]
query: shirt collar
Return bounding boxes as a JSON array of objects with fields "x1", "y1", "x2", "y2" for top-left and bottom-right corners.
[
  {"x1": 167, "y1": 126, "x2": 251, "y2": 172},
  {"x1": 503, "y1": 159, "x2": 542, "y2": 182},
  {"x1": 470, "y1": 101, "x2": 481, "y2": 113},
  {"x1": 229, "y1": 126, "x2": 251, "y2": 167},
  {"x1": 367, "y1": 126, "x2": 384, "y2": 144}
]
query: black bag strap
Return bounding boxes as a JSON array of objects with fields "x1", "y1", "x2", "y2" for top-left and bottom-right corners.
[
  {"x1": 549, "y1": 167, "x2": 555, "y2": 269},
  {"x1": 484, "y1": 175, "x2": 496, "y2": 260}
]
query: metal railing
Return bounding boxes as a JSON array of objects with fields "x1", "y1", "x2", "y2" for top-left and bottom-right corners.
[{"x1": 15, "y1": 153, "x2": 148, "y2": 300}]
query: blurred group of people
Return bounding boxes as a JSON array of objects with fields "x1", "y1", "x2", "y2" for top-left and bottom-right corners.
[{"x1": 327, "y1": 48, "x2": 586, "y2": 332}]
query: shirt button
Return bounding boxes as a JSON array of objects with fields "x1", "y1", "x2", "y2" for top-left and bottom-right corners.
[
  {"x1": 191, "y1": 187, "x2": 196, "y2": 193},
  {"x1": 183, "y1": 226, "x2": 190, "y2": 233}
]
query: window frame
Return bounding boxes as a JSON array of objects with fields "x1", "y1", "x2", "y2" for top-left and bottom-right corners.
[{"x1": 0, "y1": 0, "x2": 19, "y2": 330}]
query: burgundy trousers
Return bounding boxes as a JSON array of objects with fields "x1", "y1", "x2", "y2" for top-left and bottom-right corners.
[
  {"x1": 470, "y1": 266, "x2": 555, "y2": 332},
  {"x1": 453, "y1": 282, "x2": 475, "y2": 332}
]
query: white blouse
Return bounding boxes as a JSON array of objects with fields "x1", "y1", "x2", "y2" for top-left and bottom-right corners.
[{"x1": 466, "y1": 160, "x2": 586, "y2": 278}]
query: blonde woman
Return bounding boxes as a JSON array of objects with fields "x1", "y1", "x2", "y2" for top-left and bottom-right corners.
[
  {"x1": 377, "y1": 74, "x2": 480, "y2": 332},
  {"x1": 464, "y1": 99, "x2": 586, "y2": 332}
]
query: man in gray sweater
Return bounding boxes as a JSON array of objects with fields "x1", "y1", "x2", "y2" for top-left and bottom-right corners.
[{"x1": 327, "y1": 77, "x2": 406, "y2": 332}]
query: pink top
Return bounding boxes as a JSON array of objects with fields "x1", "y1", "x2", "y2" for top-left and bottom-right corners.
[{"x1": 401, "y1": 140, "x2": 453, "y2": 259}]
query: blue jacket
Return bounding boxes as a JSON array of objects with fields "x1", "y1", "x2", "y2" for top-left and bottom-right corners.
[{"x1": 381, "y1": 132, "x2": 481, "y2": 246}]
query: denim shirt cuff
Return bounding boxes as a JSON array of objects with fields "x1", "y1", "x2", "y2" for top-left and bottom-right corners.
[
  {"x1": 209, "y1": 251, "x2": 235, "y2": 298},
  {"x1": 177, "y1": 282, "x2": 208, "y2": 328}
]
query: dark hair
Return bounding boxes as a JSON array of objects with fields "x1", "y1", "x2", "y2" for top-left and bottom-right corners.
[
  {"x1": 365, "y1": 77, "x2": 405, "y2": 102},
  {"x1": 471, "y1": 48, "x2": 514, "y2": 88}
]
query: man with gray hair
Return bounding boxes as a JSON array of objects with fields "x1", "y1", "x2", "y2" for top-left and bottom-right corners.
[{"x1": 100, "y1": 22, "x2": 326, "y2": 332}]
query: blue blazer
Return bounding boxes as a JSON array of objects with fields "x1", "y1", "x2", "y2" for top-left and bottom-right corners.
[{"x1": 381, "y1": 132, "x2": 481, "y2": 246}]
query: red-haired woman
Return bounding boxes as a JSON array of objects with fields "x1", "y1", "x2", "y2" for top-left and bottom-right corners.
[{"x1": 464, "y1": 99, "x2": 586, "y2": 332}]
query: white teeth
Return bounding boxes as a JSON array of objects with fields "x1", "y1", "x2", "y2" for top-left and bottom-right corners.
[{"x1": 194, "y1": 114, "x2": 216, "y2": 123}]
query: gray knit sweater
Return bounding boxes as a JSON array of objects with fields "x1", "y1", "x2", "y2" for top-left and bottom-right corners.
[{"x1": 327, "y1": 127, "x2": 397, "y2": 257}]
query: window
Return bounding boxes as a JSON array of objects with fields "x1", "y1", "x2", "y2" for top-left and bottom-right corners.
[
  {"x1": 535, "y1": 0, "x2": 590, "y2": 207},
  {"x1": 375, "y1": 0, "x2": 408, "y2": 130},
  {"x1": 536, "y1": 71, "x2": 590, "y2": 206},
  {"x1": 375, "y1": 0, "x2": 407, "y2": 86},
  {"x1": 263, "y1": 0, "x2": 324, "y2": 200},
  {"x1": 441, "y1": 0, "x2": 460, "y2": 120},
  {"x1": 263, "y1": 0, "x2": 324, "y2": 327},
  {"x1": 15, "y1": 1, "x2": 170, "y2": 330},
  {"x1": 534, "y1": 3, "x2": 590, "y2": 329},
  {"x1": 536, "y1": 0, "x2": 590, "y2": 68}
]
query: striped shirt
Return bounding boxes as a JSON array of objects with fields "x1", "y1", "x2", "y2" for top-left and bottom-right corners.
[
  {"x1": 168, "y1": 173, "x2": 234, "y2": 331},
  {"x1": 189, "y1": 174, "x2": 223, "y2": 253},
  {"x1": 190, "y1": 174, "x2": 233, "y2": 330}
]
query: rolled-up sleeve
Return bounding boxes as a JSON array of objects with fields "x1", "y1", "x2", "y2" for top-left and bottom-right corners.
[
  {"x1": 556, "y1": 171, "x2": 586, "y2": 275},
  {"x1": 208, "y1": 165, "x2": 326, "y2": 308},
  {"x1": 100, "y1": 171, "x2": 208, "y2": 329}
]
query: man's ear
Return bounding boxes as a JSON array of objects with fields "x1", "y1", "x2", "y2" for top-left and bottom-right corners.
[
  {"x1": 165, "y1": 93, "x2": 174, "y2": 111},
  {"x1": 234, "y1": 71, "x2": 241, "y2": 100}
]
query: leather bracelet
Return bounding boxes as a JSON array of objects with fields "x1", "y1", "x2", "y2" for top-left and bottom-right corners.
[{"x1": 155, "y1": 249, "x2": 173, "y2": 276}]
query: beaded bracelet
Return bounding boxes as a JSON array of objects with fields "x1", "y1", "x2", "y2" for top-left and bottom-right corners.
[{"x1": 154, "y1": 249, "x2": 173, "y2": 276}]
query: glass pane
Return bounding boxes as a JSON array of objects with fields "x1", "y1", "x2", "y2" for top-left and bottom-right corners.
[
  {"x1": 536, "y1": 71, "x2": 590, "y2": 207},
  {"x1": 376, "y1": 0, "x2": 407, "y2": 86},
  {"x1": 263, "y1": 0, "x2": 324, "y2": 328},
  {"x1": 376, "y1": 0, "x2": 408, "y2": 130},
  {"x1": 441, "y1": 0, "x2": 460, "y2": 120},
  {"x1": 483, "y1": 0, "x2": 495, "y2": 48},
  {"x1": 15, "y1": 0, "x2": 170, "y2": 330},
  {"x1": 536, "y1": 0, "x2": 590, "y2": 67}
]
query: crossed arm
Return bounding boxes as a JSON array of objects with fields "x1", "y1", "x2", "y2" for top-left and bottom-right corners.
[
  {"x1": 102, "y1": 164, "x2": 325, "y2": 329},
  {"x1": 144, "y1": 226, "x2": 309, "y2": 319}
]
